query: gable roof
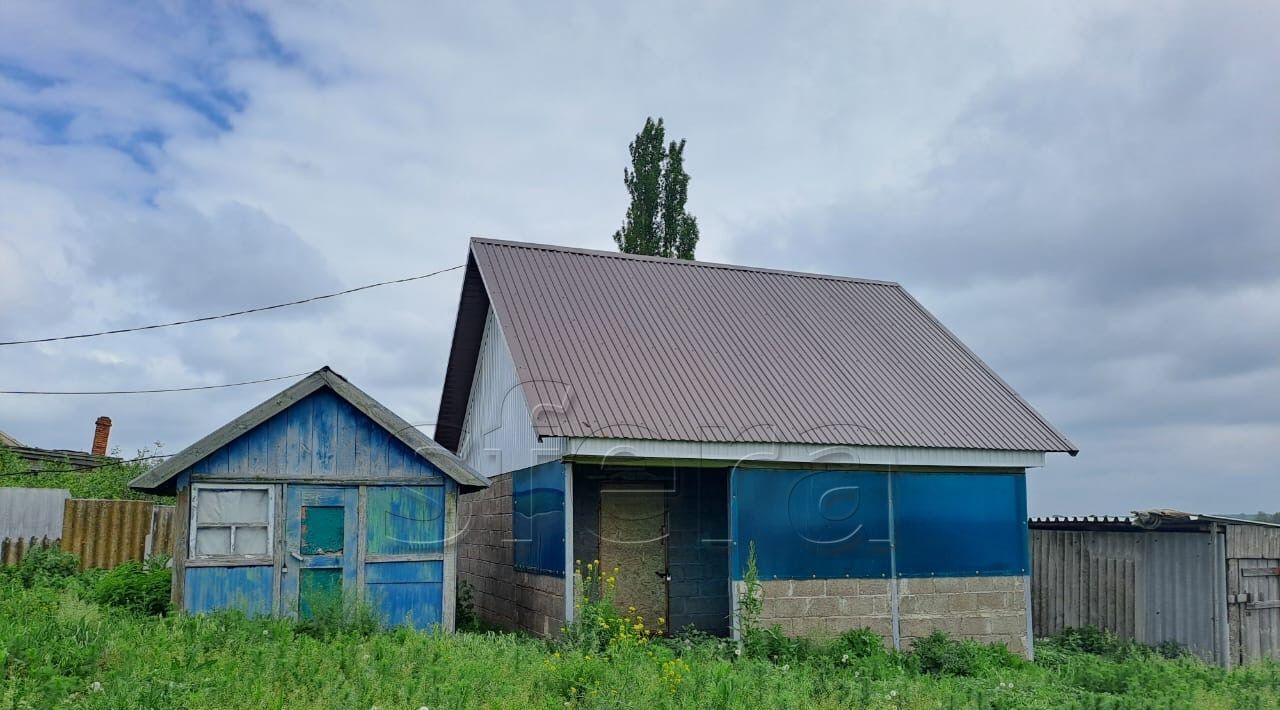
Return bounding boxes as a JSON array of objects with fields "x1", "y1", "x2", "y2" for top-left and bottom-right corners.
[
  {"x1": 131, "y1": 367, "x2": 489, "y2": 493},
  {"x1": 436, "y1": 238, "x2": 1076, "y2": 455}
]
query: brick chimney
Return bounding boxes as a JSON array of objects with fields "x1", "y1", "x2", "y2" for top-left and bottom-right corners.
[{"x1": 91, "y1": 416, "x2": 112, "y2": 456}]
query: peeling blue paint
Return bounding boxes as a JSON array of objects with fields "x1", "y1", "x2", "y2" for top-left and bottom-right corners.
[{"x1": 184, "y1": 565, "x2": 273, "y2": 616}]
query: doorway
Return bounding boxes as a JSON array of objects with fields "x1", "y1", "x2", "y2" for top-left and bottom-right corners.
[{"x1": 599, "y1": 484, "x2": 669, "y2": 630}]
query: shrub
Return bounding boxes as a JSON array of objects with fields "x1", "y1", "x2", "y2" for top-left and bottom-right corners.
[
  {"x1": 908, "y1": 630, "x2": 1023, "y2": 677},
  {"x1": 15, "y1": 545, "x2": 80, "y2": 588},
  {"x1": 1047, "y1": 626, "x2": 1147, "y2": 661},
  {"x1": 832, "y1": 627, "x2": 887, "y2": 660},
  {"x1": 90, "y1": 558, "x2": 172, "y2": 615},
  {"x1": 456, "y1": 578, "x2": 479, "y2": 631}
]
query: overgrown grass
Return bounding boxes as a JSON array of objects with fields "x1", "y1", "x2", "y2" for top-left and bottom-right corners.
[
  {"x1": 0, "y1": 445, "x2": 173, "y2": 503},
  {"x1": 1, "y1": 569, "x2": 1278, "y2": 708}
]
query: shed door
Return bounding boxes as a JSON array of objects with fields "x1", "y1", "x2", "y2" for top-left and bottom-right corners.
[
  {"x1": 1238, "y1": 559, "x2": 1280, "y2": 664},
  {"x1": 283, "y1": 486, "x2": 358, "y2": 619}
]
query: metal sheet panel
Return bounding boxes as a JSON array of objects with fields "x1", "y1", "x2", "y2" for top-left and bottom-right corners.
[
  {"x1": 1031, "y1": 528, "x2": 1221, "y2": 664},
  {"x1": 0, "y1": 488, "x2": 69, "y2": 539},
  {"x1": 437, "y1": 238, "x2": 1074, "y2": 453},
  {"x1": 61, "y1": 498, "x2": 154, "y2": 570},
  {"x1": 456, "y1": 308, "x2": 558, "y2": 477},
  {"x1": 893, "y1": 472, "x2": 1028, "y2": 577},
  {"x1": 732, "y1": 469, "x2": 891, "y2": 580},
  {"x1": 512, "y1": 461, "x2": 565, "y2": 575}
]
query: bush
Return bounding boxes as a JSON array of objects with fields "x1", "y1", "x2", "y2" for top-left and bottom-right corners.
[
  {"x1": 90, "y1": 557, "x2": 172, "y2": 615},
  {"x1": 908, "y1": 630, "x2": 1024, "y2": 677},
  {"x1": 1046, "y1": 626, "x2": 1147, "y2": 661},
  {"x1": 14, "y1": 545, "x2": 80, "y2": 588},
  {"x1": 561, "y1": 560, "x2": 654, "y2": 654}
]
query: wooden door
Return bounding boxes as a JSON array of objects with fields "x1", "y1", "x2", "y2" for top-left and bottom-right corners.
[
  {"x1": 599, "y1": 486, "x2": 668, "y2": 632},
  {"x1": 1238, "y1": 559, "x2": 1280, "y2": 663},
  {"x1": 282, "y1": 486, "x2": 358, "y2": 619}
]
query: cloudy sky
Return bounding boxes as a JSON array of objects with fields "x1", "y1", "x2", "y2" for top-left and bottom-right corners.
[{"x1": 1, "y1": 2, "x2": 1276, "y2": 514}]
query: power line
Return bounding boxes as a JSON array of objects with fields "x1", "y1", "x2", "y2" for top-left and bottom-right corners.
[
  {"x1": 0, "y1": 371, "x2": 309, "y2": 395},
  {"x1": 0, "y1": 264, "x2": 465, "y2": 346}
]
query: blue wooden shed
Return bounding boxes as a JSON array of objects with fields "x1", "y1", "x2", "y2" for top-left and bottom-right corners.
[{"x1": 130, "y1": 367, "x2": 489, "y2": 630}]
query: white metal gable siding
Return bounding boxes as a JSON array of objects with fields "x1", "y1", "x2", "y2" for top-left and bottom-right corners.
[{"x1": 457, "y1": 309, "x2": 559, "y2": 477}]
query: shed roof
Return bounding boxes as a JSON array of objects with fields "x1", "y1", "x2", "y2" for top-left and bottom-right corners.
[
  {"x1": 436, "y1": 238, "x2": 1076, "y2": 454},
  {"x1": 1030, "y1": 510, "x2": 1280, "y2": 533},
  {"x1": 131, "y1": 367, "x2": 488, "y2": 494}
]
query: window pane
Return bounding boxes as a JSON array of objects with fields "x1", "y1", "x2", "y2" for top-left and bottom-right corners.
[
  {"x1": 198, "y1": 489, "x2": 269, "y2": 524},
  {"x1": 234, "y1": 526, "x2": 269, "y2": 555},
  {"x1": 194, "y1": 527, "x2": 231, "y2": 555}
]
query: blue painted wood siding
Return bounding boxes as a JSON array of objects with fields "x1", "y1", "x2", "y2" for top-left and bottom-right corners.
[
  {"x1": 184, "y1": 566, "x2": 274, "y2": 616},
  {"x1": 187, "y1": 389, "x2": 445, "y2": 481}
]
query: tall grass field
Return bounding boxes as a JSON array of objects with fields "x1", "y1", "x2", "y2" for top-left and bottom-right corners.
[{"x1": 1, "y1": 552, "x2": 1277, "y2": 709}]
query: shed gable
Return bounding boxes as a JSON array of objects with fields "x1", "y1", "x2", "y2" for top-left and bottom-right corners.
[{"x1": 189, "y1": 388, "x2": 443, "y2": 482}]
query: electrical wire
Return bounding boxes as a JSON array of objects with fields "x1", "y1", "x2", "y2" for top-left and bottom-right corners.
[
  {"x1": 0, "y1": 371, "x2": 310, "y2": 395},
  {"x1": 0, "y1": 264, "x2": 464, "y2": 346}
]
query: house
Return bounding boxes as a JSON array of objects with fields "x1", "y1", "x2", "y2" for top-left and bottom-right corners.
[
  {"x1": 1031, "y1": 510, "x2": 1280, "y2": 667},
  {"x1": 437, "y1": 238, "x2": 1076, "y2": 655},
  {"x1": 0, "y1": 417, "x2": 118, "y2": 471},
  {"x1": 129, "y1": 367, "x2": 489, "y2": 630}
]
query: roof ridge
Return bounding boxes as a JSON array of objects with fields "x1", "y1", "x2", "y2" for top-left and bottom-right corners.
[{"x1": 470, "y1": 237, "x2": 901, "y2": 287}]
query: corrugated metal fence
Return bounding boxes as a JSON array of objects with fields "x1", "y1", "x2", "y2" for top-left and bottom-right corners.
[
  {"x1": 0, "y1": 488, "x2": 71, "y2": 539},
  {"x1": 1032, "y1": 528, "x2": 1223, "y2": 664},
  {"x1": 0, "y1": 491, "x2": 175, "y2": 569}
]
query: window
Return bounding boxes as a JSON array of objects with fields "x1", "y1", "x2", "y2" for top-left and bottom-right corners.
[{"x1": 190, "y1": 485, "x2": 273, "y2": 559}]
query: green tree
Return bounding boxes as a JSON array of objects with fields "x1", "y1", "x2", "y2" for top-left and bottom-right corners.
[{"x1": 612, "y1": 117, "x2": 699, "y2": 259}]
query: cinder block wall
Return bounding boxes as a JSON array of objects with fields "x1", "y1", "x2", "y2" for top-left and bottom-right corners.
[
  {"x1": 747, "y1": 576, "x2": 1028, "y2": 656},
  {"x1": 458, "y1": 471, "x2": 564, "y2": 638},
  {"x1": 666, "y1": 470, "x2": 731, "y2": 634}
]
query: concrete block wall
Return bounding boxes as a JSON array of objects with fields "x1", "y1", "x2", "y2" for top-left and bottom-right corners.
[
  {"x1": 666, "y1": 469, "x2": 731, "y2": 634},
  {"x1": 458, "y1": 471, "x2": 564, "y2": 638},
  {"x1": 748, "y1": 575, "x2": 1028, "y2": 656}
]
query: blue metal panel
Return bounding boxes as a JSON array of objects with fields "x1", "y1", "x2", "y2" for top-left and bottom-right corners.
[
  {"x1": 364, "y1": 561, "x2": 444, "y2": 630},
  {"x1": 512, "y1": 461, "x2": 565, "y2": 576},
  {"x1": 366, "y1": 486, "x2": 445, "y2": 556},
  {"x1": 893, "y1": 472, "x2": 1028, "y2": 577},
  {"x1": 186, "y1": 389, "x2": 446, "y2": 481},
  {"x1": 731, "y1": 468, "x2": 891, "y2": 580},
  {"x1": 184, "y1": 565, "x2": 274, "y2": 616}
]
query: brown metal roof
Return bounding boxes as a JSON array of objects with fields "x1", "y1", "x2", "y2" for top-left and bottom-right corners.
[{"x1": 436, "y1": 238, "x2": 1075, "y2": 454}]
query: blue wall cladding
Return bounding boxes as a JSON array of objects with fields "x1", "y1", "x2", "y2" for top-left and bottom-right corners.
[
  {"x1": 732, "y1": 470, "x2": 891, "y2": 580},
  {"x1": 364, "y1": 560, "x2": 443, "y2": 630},
  {"x1": 893, "y1": 472, "x2": 1028, "y2": 577},
  {"x1": 184, "y1": 565, "x2": 274, "y2": 617},
  {"x1": 731, "y1": 469, "x2": 1028, "y2": 579},
  {"x1": 512, "y1": 461, "x2": 565, "y2": 576}
]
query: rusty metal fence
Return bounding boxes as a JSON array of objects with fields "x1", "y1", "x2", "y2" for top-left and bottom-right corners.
[{"x1": 1, "y1": 493, "x2": 175, "y2": 569}]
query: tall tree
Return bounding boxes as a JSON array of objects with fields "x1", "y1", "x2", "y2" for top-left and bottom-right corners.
[{"x1": 613, "y1": 117, "x2": 699, "y2": 259}]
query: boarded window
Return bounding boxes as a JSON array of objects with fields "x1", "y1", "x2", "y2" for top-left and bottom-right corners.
[
  {"x1": 191, "y1": 486, "x2": 272, "y2": 558},
  {"x1": 366, "y1": 486, "x2": 444, "y2": 556},
  {"x1": 513, "y1": 462, "x2": 564, "y2": 575}
]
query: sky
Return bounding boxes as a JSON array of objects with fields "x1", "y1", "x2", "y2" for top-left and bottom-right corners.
[{"x1": 0, "y1": 2, "x2": 1276, "y2": 515}]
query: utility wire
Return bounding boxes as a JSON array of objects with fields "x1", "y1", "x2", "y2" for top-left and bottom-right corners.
[
  {"x1": 0, "y1": 264, "x2": 465, "y2": 346},
  {"x1": 0, "y1": 371, "x2": 309, "y2": 395}
]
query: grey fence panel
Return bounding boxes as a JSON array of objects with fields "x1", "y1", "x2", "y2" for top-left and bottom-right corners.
[{"x1": 0, "y1": 488, "x2": 70, "y2": 539}]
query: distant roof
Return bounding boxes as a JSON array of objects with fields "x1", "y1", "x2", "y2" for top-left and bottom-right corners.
[
  {"x1": 1031, "y1": 509, "x2": 1280, "y2": 532},
  {"x1": 2, "y1": 446, "x2": 115, "y2": 471},
  {"x1": 0, "y1": 430, "x2": 22, "y2": 448},
  {"x1": 436, "y1": 238, "x2": 1076, "y2": 454},
  {"x1": 131, "y1": 367, "x2": 489, "y2": 493}
]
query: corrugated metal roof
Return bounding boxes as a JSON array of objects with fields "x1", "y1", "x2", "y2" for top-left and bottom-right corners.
[
  {"x1": 438, "y1": 238, "x2": 1075, "y2": 453},
  {"x1": 1031, "y1": 510, "x2": 1280, "y2": 531}
]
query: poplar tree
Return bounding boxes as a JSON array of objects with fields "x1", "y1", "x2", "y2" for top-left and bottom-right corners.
[{"x1": 612, "y1": 117, "x2": 699, "y2": 259}]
